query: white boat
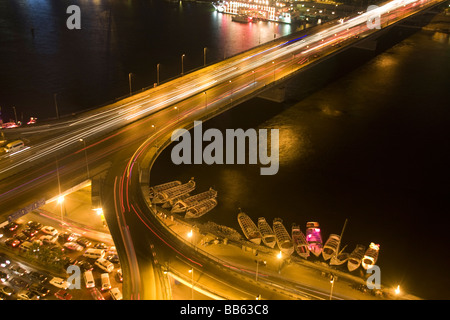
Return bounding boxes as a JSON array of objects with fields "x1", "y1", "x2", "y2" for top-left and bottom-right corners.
[
  {"x1": 184, "y1": 198, "x2": 217, "y2": 219},
  {"x1": 152, "y1": 178, "x2": 195, "y2": 204},
  {"x1": 305, "y1": 222, "x2": 323, "y2": 257},
  {"x1": 257, "y1": 217, "x2": 276, "y2": 248},
  {"x1": 171, "y1": 188, "x2": 217, "y2": 213},
  {"x1": 361, "y1": 242, "x2": 380, "y2": 270},
  {"x1": 237, "y1": 212, "x2": 262, "y2": 245},
  {"x1": 273, "y1": 218, "x2": 294, "y2": 256},
  {"x1": 347, "y1": 244, "x2": 366, "y2": 272},
  {"x1": 291, "y1": 224, "x2": 309, "y2": 259},
  {"x1": 149, "y1": 180, "x2": 181, "y2": 198},
  {"x1": 322, "y1": 234, "x2": 341, "y2": 261}
]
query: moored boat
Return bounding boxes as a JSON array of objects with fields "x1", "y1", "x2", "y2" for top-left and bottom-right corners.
[
  {"x1": 152, "y1": 178, "x2": 195, "y2": 204},
  {"x1": 329, "y1": 250, "x2": 350, "y2": 266},
  {"x1": 291, "y1": 224, "x2": 309, "y2": 259},
  {"x1": 257, "y1": 217, "x2": 276, "y2": 248},
  {"x1": 184, "y1": 198, "x2": 217, "y2": 219},
  {"x1": 305, "y1": 222, "x2": 323, "y2": 257},
  {"x1": 171, "y1": 188, "x2": 217, "y2": 213},
  {"x1": 237, "y1": 212, "x2": 262, "y2": 245},
  {"x1": 149, "y1": 180, "x2": 181, "y2": 198},
  {"x1": 347, "y1": 244, "x2": 366, "y2": 272},
  {"x1": 322, "y1": 234, "x2": 341, "y2": 261},
  {"x1": 232, "y1": 14, "x2": 253, "y2": 23},
  {"x1": 273, "y1": 218, "x2": 294, "y2": 256},
  {"x1": 361, "y1": 242, "x2": 380, "y2": 270}
]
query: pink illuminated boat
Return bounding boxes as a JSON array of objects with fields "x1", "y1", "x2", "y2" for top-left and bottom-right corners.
[{"x1": 305, "y1": 222, "x2": 323, "y2": 257}]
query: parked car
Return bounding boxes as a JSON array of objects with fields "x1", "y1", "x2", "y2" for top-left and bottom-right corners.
[
  {"x1": 49, "y1": 277, "x2": 70, "y2": 289},
  {"x1": 76, "y1": 260, "x2": 93, "y2": 272},
  {"x1": 9, "y1": 264, "x2": 27, "y2": 276},
  {"x1": 115, "y1": 269, "x2": 123, "y2": 283},
  {"x1": 9, "y1": 277, "x2": 29, "y2": 289},
  {"x1": 55, "y1": 289, "x2": 72, "y2": 300},
  {"x1": 41, "y1": 226, "x2": 58, "y2": 236},
  {"x1": 58, "y1": 232, "x2": 79, "y2": 243},
  {"x1": 5, "y1": 238, "x2": 20, "y2": 248},
  {"x1": 0, "y1": 271, "x2": 9, "y2": 282},
  {"x1": 17, "y1": 289, "x2": 40, "y2": 300},
  {"x1": 22, "y1": 227, "x2": 39, "y2": 238},
  {"x1": 29, "y1": 283, "x2": 50, "y2": 297},
  {"x1": 94, "y1": 242, "x2": 108, "y2": 249},
  {"x1": 110, "y1": 287, "x2": 122, "y2": 300},
  {"x1": 106, "y1": 254, "x2": 119, "y2": 264},
  {"x1": 0, "y1": 284, "x2": 14, "y2": 296},
  {"x1": 26, "y1": 221, "x2": 42, "y2": 230},
  {"x1": 76, "y1": 237, "x2": 92, "y2": 247},
  {"x1": 89, "y1": 287, "x2": 105, "y2": 300},
  {"x1": 3, "y1": 222, "x2": 19, "y2": 232},
  {"x1": 63, "y1": 242, "x2": 84, "y2": 251},
  {"x1": 28, "y1": 271, "x2": 48, "y2": 284},
  {"x1": 40, "y1": 235, "x2": 58, "y2": 244},
  {"x1": 0, "y1": 255, "x2": 11, "y2": 267},
  {"x1": 95, "y1": 258, "x2": 114, "y2": 273}
]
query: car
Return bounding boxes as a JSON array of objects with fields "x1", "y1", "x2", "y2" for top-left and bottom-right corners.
[
  {"x1": 3, "y1": 222, "x2": 19, "y2": 232},
  {"x1": 0, "y1": 271, "x2": 9, "y2": 282},
  {"x1": 63, "y1": 242, "x2": 84, "y2": 251},
  {"x1": 76, "y1": 260, "x2": 93, "y2": 272},
  {"x1": 106, "y1": 254, "x2": 119, "y2": 264},
  {"x1": 9, "y1": 277, "x2": 29, "y2": 289},
  {"x1": 0, "y1": 255, "x2": 11, "y2": 267},
  {"x1": 0, "y1": 284, "x2": 14, "y2": 296},
  {"x1": 49, "y1": 277, "x2": 70, "y2": 289},
  {"x1": 14, "y1": 233, "x2": 29, "y2": 243},
  {"x1": 9, "y1": 264, "x2": 27, "y2": 276},
  {"x1": 115, "y1": 269, "x2": 123, "y2": 283},
  {"x1": 22, "y1": 227, "x2": 39, "y2": 238},
  {"x1": 94, "y1": 242, "x2": 108, "y2": 249},
  {"x1": 5, "y1": 238, "x2": 20, "y2": 248},
  {"x1": 95, "y1": 258, "x2": 114, "y2": 273},
  {"x1": 89, "y1": 287, "x2": 105, "y2": 300},
  {"x1": 26, "y1": 221, "x2": 42, "y2": 230},
  {"x1": 55, "y1": 289, "x2": 72, "y2": 300},
  {"x1": 110, "y1": 287, "x2": 122, "y2": 300},
  {"x1": 58, "y1": 232, "x2": 79, "y2": 243},
  {"x1": 28, "y1": 271, "x2": 48, "y2": 284},
  {"x1": 76, "y1": 237, "x2": 92, "y2": 247},
  {"x1": 29, "y1": 283, "x2": 50, "y2": 297},
  {"x1": 17, "y1": 289, "x2": 40, "y2": 300},
  {"x1": 41, "y1": 226, "x2": 58, "y2": 236},
  {"x1": 40, "y1": 234, "x2": 58, "y2": 244}
]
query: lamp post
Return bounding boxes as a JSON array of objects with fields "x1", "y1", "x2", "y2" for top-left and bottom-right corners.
[
  {"x1": 54, "y1": 94, "x2": 59, "y2": 120},
  {"x1": 188, "y1": 268, "x2": 194, "y2": 300},
  {"x1": 329, "y1": 274, "x2": 335, "y2": 300},
  {"x1": 204, "y1": 91, "x2": 207, "y2": 110},
  {"x1": 181, "y1": 54, "x2": 185, "y2": 75},
  {"x1": 128, "y1": 73, "x2": 133, "y2": 96},
  {"x1": 203, "y1": 47, "x2": 207, "y2": 66},
  {"x1": 277, "y1": 251, "x2": 282, "y2": 274},
  {"x1": 174, "y1": 106, "x2": 179, "y2": 121},
  {"x1": 157, "y1": 63, "x2": 160, "y2": 86}
]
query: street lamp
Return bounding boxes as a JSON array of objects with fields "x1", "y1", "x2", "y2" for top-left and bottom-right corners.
[
  {"x1": 181, "y1": 54, "x2": 185, "y2": 75},
  {"x1": 79, "y1": 138, "x2": 90, "y2": 179},
  {"x1": 329, "y1": 274, "x2": 335, "y2": 300},
  {"x1": 277, "y1": 251, "x2": 282, "y2": 274},
  {"x1": 151, "y1": 124, "x2": 158, "y2": 148},
  {"x1": 204, "y1": 91, "x2": 207, "y2": 110},
  {"x1": 188, "y1": 268, "x2": 194, "y2": 300},
  {"x1": 128, "y1": 73, "x2": 133, "y2": 96},
  {"x1": 203, "y1": 47, "x2": 207, "y2": 66},
  {"x1": 156, "y1": 63, "x2": 160, "y2": 86},
  {"x1": 174, "y1": 106, "x2": 180, "y2": 121},
  {"x1": 53, "y1": 94, "x2": 59, "y2": 120}
]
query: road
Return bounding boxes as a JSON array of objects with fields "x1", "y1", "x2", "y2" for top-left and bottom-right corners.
[{"x1": 0, "y1": 0, "x2": 442, "y2": 300}]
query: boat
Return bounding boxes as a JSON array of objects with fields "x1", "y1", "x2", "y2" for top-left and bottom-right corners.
[
  {"x1": 152, "y1": 178, "x2": 195, "y2": 204},
  {"x1": 361, "y1": 242, "x2": 380, "y2": 270},
  {"x1": 291, "y1": 224, "x2": 309, "y2": 259},
  {"x1": 273, "y1": 218, "x2": 294, "y2": 256},
  {"x1": 329, "y1": 249, "x2": 350, "y2": 266},
  {"x1": 257, "y1": 217, "x2": 276, "y2": 248},
  {"x1": 171, "y1": 188, "x2": 218, "y2": 213},
  {"x1": 347, "y1": 244, "x2": 366, "y2": 272},
  {"x1": 232, "y1": 14, "x2": 253, "y2": 23},
  {"x1": 184, "y1": 198, "x2": 217, "y2": 219},
  {"x1": 149, "y1": 180, "x2": 181, "y2": 198},
  {"x1": 237, "y1": 212, "x2": 262, "y2": 245},
  {"x1": 322, "y1": 234, "x2": 341, "y2": 261},
  {"x1": 305, "y1": 222, "x2": 323, "y2": 257},
  {"x1": 162, "y1": 193, "x2": 190, "y2": 209}
]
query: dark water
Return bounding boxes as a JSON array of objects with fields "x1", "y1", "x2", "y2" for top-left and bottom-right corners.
[{"x1": 1, "y1": 0, "x2": 449, "y2": 299}]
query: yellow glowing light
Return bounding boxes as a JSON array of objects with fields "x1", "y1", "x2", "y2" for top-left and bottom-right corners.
[
  {"x1": 277, "y1": 251, "x2": 282, "y2": 259},
  {"x1": 395, "y1": 285, "x2": 401, "y2": 295},
  {"x1": 57, "y1": 196, "x2": 65, "y2": 204}
]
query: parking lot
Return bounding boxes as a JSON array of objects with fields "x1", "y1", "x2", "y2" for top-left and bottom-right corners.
[{"x1": 0, "y1": 212, "x2": 123, "y2": 300}]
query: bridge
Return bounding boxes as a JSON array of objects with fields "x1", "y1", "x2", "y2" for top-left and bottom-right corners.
[{"x1": 0, "y1": 0, "x2": 444, "y2": 300}]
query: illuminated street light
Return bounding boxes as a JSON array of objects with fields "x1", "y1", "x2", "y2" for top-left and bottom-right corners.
[
  {"x1": 395, "y1": 285, "x2": 401, "y2": 295},
  {"x1": 181, "y1": 54, "x2": 186, "y2": 75},
  {"x1": 57, "y1": 195, "x2": 65, "y2": 204},
  {"x1": 79, "y1": 138, "x2": 90, "y2": 179},
  {"x1": 128, "y1": 73, "x2": 133, "y2": 96},
  {"x1": 156, "y1": 63, "x2": 160, "y2": 86},
  {"x1": 188, "y1": 268, "x2": 194, "y2": 300},
  {"x1": 329, "y1": 274, "x2": 335, "y2": 300}
]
